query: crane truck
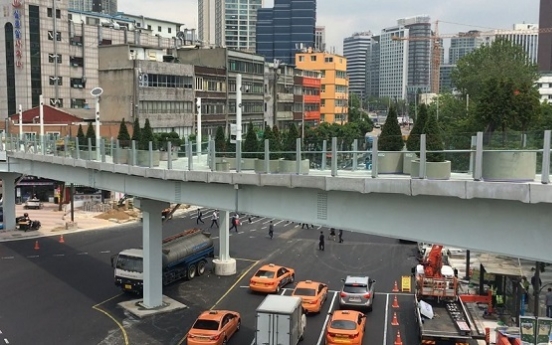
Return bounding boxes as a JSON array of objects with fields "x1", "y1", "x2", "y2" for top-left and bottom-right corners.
[
  {"x1": 413, "y1": 245, "x2": 476, "y2": 345},
  {"x1": 112, "y1": 228, "x2": 214, "y2": 294}
]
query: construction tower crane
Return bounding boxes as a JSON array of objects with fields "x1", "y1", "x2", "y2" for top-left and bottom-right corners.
[{"x1": 392, "y1": 21, "x2": 552, "y2": 94}]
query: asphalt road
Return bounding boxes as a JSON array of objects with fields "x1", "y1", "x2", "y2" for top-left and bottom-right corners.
[{"x1": 0, "y1": 207, "x2": 420, "y2": 345}]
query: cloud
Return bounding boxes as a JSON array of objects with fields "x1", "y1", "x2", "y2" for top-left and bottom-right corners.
[{"x1": 119, "y1": 0, "x2": 539, "y2": 55}]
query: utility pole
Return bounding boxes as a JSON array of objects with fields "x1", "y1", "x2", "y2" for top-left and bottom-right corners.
[
  {"x1": 301, "y1": 95, "x2": 305, "y2": 144},
  {"x1": 272, "y1": 60, "x2": 280, "y2": 128}
]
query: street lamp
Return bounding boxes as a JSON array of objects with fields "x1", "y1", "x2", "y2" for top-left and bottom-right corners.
[{"x1": 90, "y1": 87, "x2": 104, "y2": 161}]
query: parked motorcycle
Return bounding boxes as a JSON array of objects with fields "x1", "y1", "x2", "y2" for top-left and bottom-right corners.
[{"x1": 16, "y1": 217, "x2": 41, "y2": 232}]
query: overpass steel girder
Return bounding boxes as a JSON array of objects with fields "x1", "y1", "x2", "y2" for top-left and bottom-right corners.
[{"x1": 9, "y1": 156, "x2": 552, "y2": 263}]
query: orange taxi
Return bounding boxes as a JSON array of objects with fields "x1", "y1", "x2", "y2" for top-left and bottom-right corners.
[
  {"x1": 187, "y1": 310, "x2": 241, "y2": 345},
  {"x1": 291, "y1": 280, "x2": 328, "y2": 313},
  {"x1": 249, "y1": 263, "x2": 295, "y2": 294},
  {"x1": 325, "y1": 310, "x2": 366, "y2": 345}
]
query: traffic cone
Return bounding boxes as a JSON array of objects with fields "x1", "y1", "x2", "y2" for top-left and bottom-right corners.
[
  {"x1": 391, "y1": 312, "x2": 399, "y2": 326},
  {"x1": 34, "y1": 240, "x2": 40, "y2": 250},
  {"x1": 392, "y1": 280, "x2": 399, "y2": 292},
  {"x1": 394, "y1": 330, "x2": 403, "y2": 345},
  {"x1": 59, "y1": 235, "x2": 65, "y2": 244},
  {"x1": 392, "y1": 295, "x2": 400, "y2": 308}
]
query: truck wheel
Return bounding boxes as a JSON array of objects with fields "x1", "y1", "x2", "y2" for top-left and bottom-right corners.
[
  {"x1": 197, "y1": 260, "x2": 207, "y2": 276},
  {"x1": 188, "y1": 264, "x2": 197, "y2": 280}
]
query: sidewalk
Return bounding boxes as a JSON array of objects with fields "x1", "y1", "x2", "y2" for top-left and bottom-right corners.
[{"x1": 0, "y1": 202, "x2": 193, "y2": 242}]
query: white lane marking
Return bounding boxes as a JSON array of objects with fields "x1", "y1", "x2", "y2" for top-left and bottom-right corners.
[
  {"x1": 1, "y1": 256, "x2": 14, "y2": 260},
  {"x1": 280, "y1": 289, "x2": 286, "y2": 295},
  {"x1": 317, "y1": 226, "x2": 322, "y2": 230},
  {"x1": 261, "y1": 226, "x2": 266, "y2": 230},
  {"x1": 99, "y1": 250, "x2": 111, "y2": 254},
  {"x1": 316, "y1": 291, "x2": 338, "y2": 345},
  {"x1": 274, "y1": 220, "x2": 285, "y2": 226},
  {"x1": 26, "y1": 255, "x2": 39, "y2": 259},
  {"x1": 237, "y1": 287, "x2": 413, "y2": 296},
  {"x1": 383, "y1": 293, "x2": 389, "y2": 345},
  {"x1": 77, "y1": 252, "x2": 88, "y2": 255},
  {"x1": 53, "y1": 254, "x2": 65, "y2": 257},
  {"x1": 4, "y1": 338, "x2": 9, "y2": 344},
  {"x1": 262, "y1": 219, "x2": 273, "y2": 225},
  {"x1": 250, "y1": 229, "x2": 256, "y2": 232},
  {"x1": 250, "y1": 217, "x2": 266, "y2": 224}
]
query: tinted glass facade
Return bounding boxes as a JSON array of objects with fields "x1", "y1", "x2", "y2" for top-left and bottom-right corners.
[
  {"x1": 4, "y1": 23, "x2": 16, "y2": 116},
  {"x1": 29, "y1": 5, "x2": 43, "y2": 107},
  {"x1": 256, "y1": 0, "x2": 316, "y2": 65}
]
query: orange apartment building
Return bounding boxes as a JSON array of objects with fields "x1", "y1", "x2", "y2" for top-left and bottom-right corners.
[
  {"x1": 293, "y1": 69, "x2": 322, "y2": 125},
  {"x1": 295, "y1": 50, "x2": 349, "y2": 124}
]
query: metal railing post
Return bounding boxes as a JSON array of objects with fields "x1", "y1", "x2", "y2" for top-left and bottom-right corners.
[
  {"x1": 109, "y1": 137, "x2": 114, "y2": 163},
  {"x1": 64, "y1": 135, "x2": 69, "y2": 156},
  {"x1": 541, "y1": 130, "x2": 551, "y2": 184},
  {"x1": 187, "y1": 142, "x2": 193, "y2": 171},
  {"x1": 371, "y1": 136, "x2": 378, "y2": 178},
  {"x1": 167, "y1": 141, "x2": 173, "y2": 170},
  {"x1": 331, "y1": 137, "x2": 337, "y2": 177},
  {"x1": 296, "y1": 137, "x2": 301, "y2": 174},
  {"x1": 115, "y1": 139, "x2": 120, "y2": 164},
  {"x1": 321, "y1": 140, "x2": 327, "y2": 170},
  {"x1": 468, "y1": 135, "x2": 476, "y2": 173},
  {"x1": 419, "y1": 134, "x2": 427, "y2": 179},
  {"x1": 352, "y1": 139, "x2": 358, "y2": 171},
  {"x1": 264, "y1": 139, "x2": 270, "y2": 174},
  {"x1": 131, "y1": 140, "x2": 137, "y2": 166},
  {"x1": 101, "y1": 139, "x2": 106, "y2": 162},
  {"x1": 76, "y1": 137, "x2": 80, "y2": 159},
  {"x1": 236, "y1": 139, "x2": 242, "y2": 173},
  {"x1": 473, "y1": 132, "x2": 484, "y2": 181},
  {"x1": 87, "y1": 137, "x2": 92, "y2": 160},
  {"x1": 148, "y1": 141, "x2": 153, "y2": 168},
  {"x1": 209, "y1": 140, "x2": 215, "y2": 171}
]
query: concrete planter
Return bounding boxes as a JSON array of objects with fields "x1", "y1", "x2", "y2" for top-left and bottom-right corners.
[
  {"x1": 377, "y1": 152, "x2": 403, "y2": 174},
  {"x1": 112, "y1": 148, "x2": 130, "y2": 164},
  {"x1": 410, "y1": 160, "x2": 451, "y2": 180},
  {"x1": 215, "y1": 161, "x2": 230, "y2": 172},
  {"x1": 254, "y1": 159, "x2": 281, "y2": 173},
  {"x1": 241, "y1": 158, "x2": 258, "y2": 170},
  {"x1": 482, "y1": 151, "x2": 536, "y2": 182},
  {"x1": 159, "y1": 151, "x2": 178, "y2": 161},
  {"x1": 216, "y1": 157, "x2": 236, "y2": 169},
  {"x1": 72, "y1": 150, "x2": 96, "y2": 160},
  {"x1": 279, "y1": 159, "x2": 310, "y2": 174},
  {"x1": 135, "y1": 150, "x2": 161, "y2": 167},
  {"x1": 402, "y1": 152, "x2": 417, "y2": 175}
]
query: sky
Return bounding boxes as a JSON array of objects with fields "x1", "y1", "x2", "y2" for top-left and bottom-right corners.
[{"x1": 118, "y1": 0, "x2": 540, "y2": 55}]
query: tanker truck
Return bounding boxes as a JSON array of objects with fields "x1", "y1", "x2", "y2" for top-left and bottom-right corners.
[{"x1": 112, "y1": 228, "x2": 214, "y2": 294}]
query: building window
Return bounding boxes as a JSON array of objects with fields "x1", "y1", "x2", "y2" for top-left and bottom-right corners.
[
  {"x1": 29, "y1": 5, "x2": 42, "y2": 108},
  {"x1": 47, "y1": 8, "x2": 61, "y2": 18},
  {"x1": 158, "y1": 26, "x2": 162, "y2": 32},
  {"x1": 228, "y1": 59, "x2": 264, "y2": 74},
  {"x1": 70, "y1": 78, "x2": 86, "y2": 88},
  {"x1": 168, "y1": 28, "x2": 172, "y2": 34},
  {"x1": 298, "y1": 56, "x2": 304, "y2": 62},
  {"x1": 48, "y1": 54, "x2": 62, "y2": 63},
  {"x1": 147, "y1": 25, "x2": 152, "y2": 30},
  {"x1": 86, "y1": 17, "x2": 99, "y2": 26},
  {"x1": 48, "y1": 31, "x2": 61, "y2": 41},
  {"x1": 310, "y1": 55, "x2": 316, "y2": 61},
  {"x1": 70, "y1": 36, "x2": 83, "y2": 46},
  {"x1": 68, "y1": 14, "x2": 72, "y2": 20},
  {"x1": 195, "y1": 77, "x2": 203, "y2": 90},
  {"x1": 70, "y1": 56, "x2": 84, "y2": 67},
  {"x1": 49, "y1": 76, "x2": 62, "y2": 85},
  {"x1": 139, "y1": 101, "x2": 194, "y2": 113},
  {"x1": 46, "y1": 131, "x2": 60, "y2": 140},
  {"x1": 4, "y1": 23, "x2": 16, "y2": 116},
  {"x1": 324, "y1": 57, "x2": 333, "y2": 63},
  {"x1": 144, "y1": 74, "x2": 193, "y2": 88},
  {"x1": 70, "y1": 99, "x2": 87, "y2": 108}
]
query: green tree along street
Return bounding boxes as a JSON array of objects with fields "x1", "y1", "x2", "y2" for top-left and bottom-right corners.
[
  {"x1": 76, "y1": 124, "x2": 85, "y2": 144},
  {"x1": 117, "y1": 119, "x2": 131, "y2": 148},
  {"x1": 214, "y1": 126, "x2": 226, "y2": 156},
  {"x1": 424, "y1": 112, "x2": 445, "y2": 162},
  {"x1": 131, "y1": 118, "x2": 141, "y2": 144}
]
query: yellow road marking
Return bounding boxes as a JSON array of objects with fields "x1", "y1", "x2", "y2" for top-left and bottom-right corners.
[
  {"x1": 177, "y1": 260, "x2": 260, "y2": 345},
  {"x1": 92, "y1": 293, "x2": 129, "y2": 345}
]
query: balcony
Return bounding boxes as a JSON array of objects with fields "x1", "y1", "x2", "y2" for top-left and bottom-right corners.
[
  {"x1": 277, "y1": 93, "x2": 294, "y2": 102},
  {"x1": 303, "y1": 95, "x2": 320, "y2": 103},
  {"x1": 304, "y1": 111, "x2": 320, "y2": 121}
]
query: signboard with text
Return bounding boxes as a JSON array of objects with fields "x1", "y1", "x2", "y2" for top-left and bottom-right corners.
[
  {"x1": 12, "y1": 0, "x2": 23, "y2": 69},
  {"x1": 536, "y1": 317, "x2": 552, "y2": 345},
  {"x1": 521, "y1": 316, "x2": 538, "y2": 345}
]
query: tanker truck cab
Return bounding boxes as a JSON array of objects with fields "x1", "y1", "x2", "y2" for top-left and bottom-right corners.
[
  {"x1": 112, "y1": 249, "x2": 144, "y2": 293},
  {"x1": 112, "y1": 229, "x2": 215, "y2": 294}
]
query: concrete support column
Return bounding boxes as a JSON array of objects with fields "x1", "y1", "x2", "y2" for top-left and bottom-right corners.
[
  {"x1": 134, "y1": 198, "x2": 168, "y2": 309},
  {"x1": 213, "y1": 210, "x2": 236, "y2": 276},
  {"x1": 1, "y1": 173, "x2": 19, "y2": 231}
]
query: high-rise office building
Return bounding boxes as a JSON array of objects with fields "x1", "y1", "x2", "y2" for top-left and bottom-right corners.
[
  {"x1": 69, "y1": 0, "x2": 117, "y2": 14},
  {"x1": 198, "y1": 0, "x2": 261, "y2": 51},
  {"x1": 539, "y1": 0, "x2": 552, "y2": 71},
  {"x1": 315, "y1": 26, "x2": 326, "y2": 52},
  {"x1": 365, "y1": 36, "x2": 380, "y2": 98},
  {"x1": 449, "y1": 31, "x2": 484, "y2": 65},
  {"x1": 256, "y1": 0, "x2": 317, "y2": 65},
  {"x1": 343, "y1": 31, "x2": 374, "y2": 99},
  {"x1": 400, "y1": 16, "x2": 431, "y2": 100}
]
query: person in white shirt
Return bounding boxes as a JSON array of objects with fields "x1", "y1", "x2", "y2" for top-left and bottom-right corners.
[{"x1": 210, "y1": 210, "x2": 219, "y2": 229}]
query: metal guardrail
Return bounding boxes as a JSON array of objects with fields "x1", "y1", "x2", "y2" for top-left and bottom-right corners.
[{"x1": 3, "y1": 130, "x2": 552, "y2": 184}]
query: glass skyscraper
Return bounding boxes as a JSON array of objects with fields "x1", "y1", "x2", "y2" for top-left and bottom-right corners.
[{"x1": 256, "y1": 0, "x2": 316, "y2": 65}]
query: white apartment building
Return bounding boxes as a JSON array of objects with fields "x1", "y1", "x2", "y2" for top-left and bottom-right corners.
[
  {"x1": 492, "y1": 24, "x2": 539, "y2": 64},
  {"x1": 379, "y1": 25, "x2": 409, "y2": 100},
  {"x1": 538, "y1": 73, "x2": 552, "y2": 102},
  {"x1": 315, "y1": 26, "x2": 325, "y2": 52},
  {"x1": 198, "y1": 0, "x2": 261, "y2": 52},
  {"x1": 343, "y1": 31, "x2": 374, "y2": 99}
]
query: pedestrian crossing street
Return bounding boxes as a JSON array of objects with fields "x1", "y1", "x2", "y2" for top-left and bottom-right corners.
[{"x1": 185, "y1": 208, "x2": 321, "y2": 240}]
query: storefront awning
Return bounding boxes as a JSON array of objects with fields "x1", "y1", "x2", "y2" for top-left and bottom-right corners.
[{"x1": 479, "y1": 253, "x2": 523, "y2": 277}]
